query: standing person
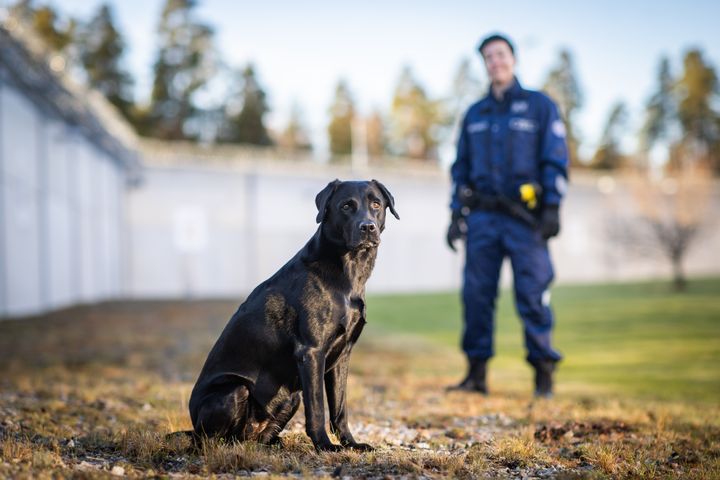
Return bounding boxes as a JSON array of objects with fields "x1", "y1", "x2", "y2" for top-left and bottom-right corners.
[{"x1": 446, "y1": 33, "x2": 568, "y2": 397}]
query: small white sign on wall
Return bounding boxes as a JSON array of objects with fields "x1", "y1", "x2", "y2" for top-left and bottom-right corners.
[{"x1": 173, "y1": 206, "x2": 208, "y2": 253}]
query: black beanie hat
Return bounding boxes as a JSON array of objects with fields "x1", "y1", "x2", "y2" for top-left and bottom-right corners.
[{"x1": 477, "y1": 33, "x2": 515, "y2": 56}]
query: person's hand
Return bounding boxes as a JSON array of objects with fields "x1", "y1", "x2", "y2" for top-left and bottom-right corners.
[
  {"x1": 539, "y1": 205, "x2": 560, "y2": 240},
  {"x1": 446, "y1": 210, "x2": 466, "y2": 252}
]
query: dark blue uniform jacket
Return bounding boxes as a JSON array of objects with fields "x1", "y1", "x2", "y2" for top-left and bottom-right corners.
[{"x1": 450, "y1": 77, "x2": 568, "y2": 212}]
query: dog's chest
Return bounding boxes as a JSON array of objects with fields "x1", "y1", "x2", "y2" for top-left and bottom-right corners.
[
  {"x1": 325, "y1": 296, "x2": 365, "y2": 366},
  {"x1": 340, "y1": 295, "x2": 365, "y2": 334}
]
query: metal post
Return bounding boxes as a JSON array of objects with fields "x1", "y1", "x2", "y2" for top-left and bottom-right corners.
[
  {"x1": 244, "y1": 170, "x2": 259, "y2": 291},
  {"x1": 67, "y1": 130, "x2": 81, "y2": 303},
  {"x1": 118, "y1": 164, "x2": 129, "y2": 299},
  {"x1": 351, "y1": 115, "x2": 369, "y2": 174},
  {"x1": 0, "y1": 81, "x2": 6, "y2": 317},
  {"x1": 37, "y1": 115, "x2": 49, "y2": 310}
]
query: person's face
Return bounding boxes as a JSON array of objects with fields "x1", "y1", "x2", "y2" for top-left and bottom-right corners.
[{"x1": 481, "y1": 40, "x2": 515, "y2": 85}]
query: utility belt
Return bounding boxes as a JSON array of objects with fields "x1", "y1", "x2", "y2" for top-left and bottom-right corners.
[{"x1": 458, "y1": 184, "x2": 541, "y2": 228}]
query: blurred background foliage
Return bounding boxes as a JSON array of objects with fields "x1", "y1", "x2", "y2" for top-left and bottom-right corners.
[{"x1": 8, "y1": 0, "x2": 720, "y2": 174}]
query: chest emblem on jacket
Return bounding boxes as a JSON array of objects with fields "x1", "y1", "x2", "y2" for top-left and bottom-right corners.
[
  {"x1": 467, "y1": 120, "x2": 489, "y2": 134},
  {"x1": 509, "y1": 117, "x2": 538, "y2": 133},
  {"x1": 511, "y1": 100, "x2": 528, "y2": 113}
]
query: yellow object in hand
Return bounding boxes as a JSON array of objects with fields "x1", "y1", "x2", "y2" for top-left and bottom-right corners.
[{"x1": 519, "y1": 183, "x2": 537, "y2": 209}]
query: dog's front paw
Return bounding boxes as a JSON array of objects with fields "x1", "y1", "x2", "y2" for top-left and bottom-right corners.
[
  {"x1": 314, "y1": 440, "x2": 343, "y2": 452},
  {"x1": 345, "y1": 441, "x2": 374, "y2": 451}
]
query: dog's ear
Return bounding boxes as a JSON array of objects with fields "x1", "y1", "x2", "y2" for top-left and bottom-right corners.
[
  {"x1": 315, "y1": 179, "x2": 341, "y2": 223},
  {"x1": 372, "y1": 179, "x2": 400, "y2": 220}
]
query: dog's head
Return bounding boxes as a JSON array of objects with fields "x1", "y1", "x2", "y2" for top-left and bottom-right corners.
[{"x1": 315, "y1": 179, "x2": 399, "y2": 250}]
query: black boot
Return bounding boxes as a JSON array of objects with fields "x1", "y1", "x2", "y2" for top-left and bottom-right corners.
[
  {"x1": 532, "y1": 360, "x2": 556, "y2": 398},
  {"x1": 448, "y1": 358, "x2": 487, "y2": 394}
]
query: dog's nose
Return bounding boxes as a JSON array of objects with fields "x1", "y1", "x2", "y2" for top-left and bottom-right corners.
[{"x1": 359, "y1": 222, "x2": 376, "y2": 233}]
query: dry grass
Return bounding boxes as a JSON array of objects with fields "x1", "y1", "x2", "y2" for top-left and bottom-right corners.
[
  {"x1": 0, "y1": 300, "x2": 718, "y2": 479},
  {"x1": 492, "y1": 428, "x2": 553, "y2": 468},
  {"x1": 201, "y1": 439, "x2": 279, "y2": 473}
]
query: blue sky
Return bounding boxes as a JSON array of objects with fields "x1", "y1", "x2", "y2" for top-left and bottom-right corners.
[{"x1": 46, "y1": 0, "x2": 720, "y2": 161}]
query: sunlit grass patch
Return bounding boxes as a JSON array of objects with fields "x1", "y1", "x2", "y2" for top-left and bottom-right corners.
[
  {"x1": 366, "y1": 277, "x2": 720, "y2": 402},
  {"x1": 1, "y1": 435, "x2": 34, "y2": 465},
  {"x1": 419, "y1": 450, "x2": 466, "y2": 476},
  {"x1": 463, "y1": 442, "x2": 493, "y2": 477},
  {"x1": 491, "y1": 429, "x2": 553, "y2": 469},
  {"x1": 579, "y1": 443, "x2": 621, "y2": 476},
  {"x1": 200, "y1": 439, "x2": 279, "y2": 474},
  {"x1": 117, "y1": 426, "x2": 190, "y2": 465}
]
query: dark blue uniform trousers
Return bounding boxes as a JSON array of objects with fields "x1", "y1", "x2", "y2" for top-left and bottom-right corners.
[{"x1": 462, "y1": 210, "x2": 562, "y2": 364}]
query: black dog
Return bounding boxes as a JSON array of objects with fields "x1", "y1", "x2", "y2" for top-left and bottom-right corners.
[{"x1": 188, "y1": 179, "x2": 398, "y2": 451}]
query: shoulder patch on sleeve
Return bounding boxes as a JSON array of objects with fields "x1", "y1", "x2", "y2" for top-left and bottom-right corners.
[
  {"x1": 551, "y1": 120, "x2": 566, "y2": 138},
  {"x1": 555, "y1": 175, "x2": 568, "y2": 195}
]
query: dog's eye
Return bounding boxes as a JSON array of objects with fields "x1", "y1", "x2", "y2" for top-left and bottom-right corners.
[
  {"x1": 341, "y1": 203, "x2": 353, "y2": 211},
  {"x1": 370, "y1": 201, "x2": 382, "y2": 210}
]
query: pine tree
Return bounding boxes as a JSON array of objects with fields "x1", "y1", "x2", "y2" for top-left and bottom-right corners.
[
  {"x1": 145, "y1": 0, "x2": 215, "y2": 140},
  {"x1": 327, "y1": 80, "x2": 355, "y2": 158},
  {"x1": 439, "y1": 58, "x2": 485, "y2": 163},
  {"x1": 366, "y1": 110, "x2": 386, "y2": 159},
  {"x1": 279, "y1": 103, "x2": 312, "y2": 152},
  {"x1": 34, "y1": 5, "x2": 75, "y2": 52},
  {"x1": 224, "y1": 64, "x2": 272, "y2": 145},
  {"x1": 78, "y1": 4, "x2": 134, "y2": 121},
  {"x1": 676, "y1": 49, "x2": 719, "y2": 171},
  {"x1": 543, "y1": 49, "x2": 583, "y2": 166},
  {"x1": 641, "y1": 57, "x2": 677, "y2": 151},
  {"x1": 449, "y1": 57, "x2": 484, "y2": 121},
  {"x1": 389, "y1": 66, "x2": 440, "y2": 159},
  {"x1": 11, "y1": 1, "x2": 75, "y2": 53},
  {"x1": 591, "y1": 102, "x2": 627, "y2": 170},
  {"x1": 9, "y1": 0, "x2": 35, "y2": 24}
]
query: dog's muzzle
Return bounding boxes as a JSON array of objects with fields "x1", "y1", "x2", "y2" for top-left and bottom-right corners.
[{"x1": 351, "y1": 221, "x2": 380, "y2": 248}]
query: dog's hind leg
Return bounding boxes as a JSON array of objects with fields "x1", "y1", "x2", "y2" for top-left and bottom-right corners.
[
  {"x1": 193, "y1": 383, "x2": 252, "y2": 441},
  {"x1": 255, "y1": 392, "x2": 302, "y2": 445}
]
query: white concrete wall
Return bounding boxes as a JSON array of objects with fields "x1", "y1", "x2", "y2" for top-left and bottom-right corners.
[
  {"x1": 3, "y1": 66, "x2": 719, "y2": 316},
  {"x1": 45, "y1": 118, "x2": 74, "y2": 310},
  {"x1": 126, "y1": 161, "x2": 720, "y2": 298},
  {"x1": 0, "y1": 82, "x2": 128, "y2": 317},
  {"x1": 1, "y1": 82, "x2": 42, "y2": 314},
  {"x1": 126, "y1": 166, "x2": 465, "y2": 298}
]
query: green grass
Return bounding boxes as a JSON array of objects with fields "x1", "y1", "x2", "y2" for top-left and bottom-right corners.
[{"x1": 365, "y1": 277, "x2": 720, "y2": 402}]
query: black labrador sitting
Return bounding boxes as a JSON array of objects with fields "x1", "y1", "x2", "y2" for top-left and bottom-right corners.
[{"x1": 189, "y1": 179, "x2": 399, "y2": 451}]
